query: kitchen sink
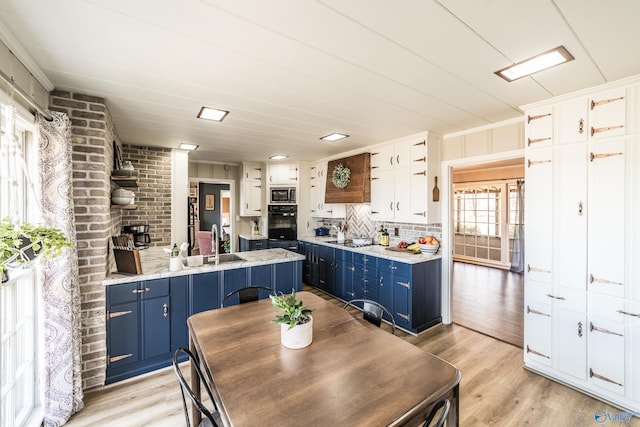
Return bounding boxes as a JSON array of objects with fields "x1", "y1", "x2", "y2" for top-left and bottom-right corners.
[{"x1": 204, "y1": 253, "x2": 245, "y2": 264}]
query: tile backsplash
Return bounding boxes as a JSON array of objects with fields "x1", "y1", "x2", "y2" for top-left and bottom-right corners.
[{"x1": 320, "y1": 205, "x2": 442, "y2": 245}]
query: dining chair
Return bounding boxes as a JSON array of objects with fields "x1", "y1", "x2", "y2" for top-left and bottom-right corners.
[
  {"x1": 221, "y1": 285, "x2": 273, "y2": 307},
  {"x1": 343, "y1": 298, "x2": 396, "y2": 334},
  {"x1": 423, "y1": 399, "x2": 451, "y2": 427},
  {"x1": 172, "y1": 347, "x2": 222, "y2": 427}
]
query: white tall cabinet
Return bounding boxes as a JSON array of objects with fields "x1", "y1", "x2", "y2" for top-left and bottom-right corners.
[
  {"x1": 240, "y1": 162, "x2": 263, "y2": 217},
  {"x1": 309, "y1": 161, "x2": 345, "y2": 219},
  {"x1": 523, "y1": 76, "x2": 640, "y2": 412}
]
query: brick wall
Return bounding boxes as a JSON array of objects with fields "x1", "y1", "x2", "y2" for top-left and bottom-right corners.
[
  {"x1": 49, "y1": 90, "x2": 121, "y2": 389},
  {"x1": 121, "y1": 144, "x2": 172, "y2": 247}
]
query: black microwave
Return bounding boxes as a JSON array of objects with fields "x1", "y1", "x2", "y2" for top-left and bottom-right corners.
[{"x1": 270, "y1": 187, "x2": 296, "y2": 204}]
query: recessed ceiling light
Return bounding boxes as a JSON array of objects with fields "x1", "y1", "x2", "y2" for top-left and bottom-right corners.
[
  {"x1": 269, "y1": 155, "x2": 288, "y2": 160},
  {"x1": 197, "y1": 106, "x2": 229, "y2": 122},
  {"x1": 321, "y1": 133, "x2": 349, "y2": 142},
  {"x1": 179, "y1": 143, "x2": 199, "y2": 151},
  {"x1": 495, "y1": 46, "x2": 574, "y2": 82}
]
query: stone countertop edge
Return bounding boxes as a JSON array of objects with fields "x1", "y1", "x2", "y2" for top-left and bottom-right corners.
[
  {"x1": 298, "y1": 236, "x2": 442, "y2": 264},
  {"x1": 238, "y1": 234, "x2": 268, "y2": 240},
  {"x1": 103, "y1": 247, "x2": 304, "y2": 286}
]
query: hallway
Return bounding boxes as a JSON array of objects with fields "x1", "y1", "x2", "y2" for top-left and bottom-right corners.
[{"x1": 451, "y1": 261, "x2": 524, "y2": 347}]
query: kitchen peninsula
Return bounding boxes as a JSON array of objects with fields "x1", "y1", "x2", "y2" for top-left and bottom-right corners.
[
  {"x1": 298, "y1": 236, "x2": 442, "y2": 334},
  {"x1": 102, "y1": 247, "x2": 303, "y2": 384}
]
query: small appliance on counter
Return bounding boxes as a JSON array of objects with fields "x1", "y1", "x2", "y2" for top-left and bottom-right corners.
[{"x1": 122, "y1": 224, "x2": 151, "y2": 249}]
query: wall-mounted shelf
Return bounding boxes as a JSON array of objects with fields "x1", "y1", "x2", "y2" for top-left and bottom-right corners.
[{"x1": 111, "y1": 176, "x2": 138, "y2": 187}]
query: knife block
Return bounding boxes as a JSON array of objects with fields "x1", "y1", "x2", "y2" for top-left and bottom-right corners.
[{"x1": 113, "y1": 249, "x2": 143, "y2": 274}]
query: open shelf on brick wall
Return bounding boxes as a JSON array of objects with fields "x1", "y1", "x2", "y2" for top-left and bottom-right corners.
[{"x1": 111, "y1": 176, "x2": 138, "y2": 187}]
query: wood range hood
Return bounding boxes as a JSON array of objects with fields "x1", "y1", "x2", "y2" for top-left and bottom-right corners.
[{"x1": 324, "y1": 152, "x2": 371, "y2": 204}]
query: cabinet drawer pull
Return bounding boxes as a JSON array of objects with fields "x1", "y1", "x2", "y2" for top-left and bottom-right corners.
[
  {"x1": 396, "y1": 202, "x2": 400, "y2": 211},
  {"x1": 526, "y1": 306, "x2": 550, "y2": 317},
  {"x1": 589, "y1": 322, "x2": 623, "y2": 337},
  {"x1": 617, "y1": 309, "x2": 640, "y2": 318},
  {"x1": 163, "y1": 303, "x2": 168, "y2": 318},
  {"x1": 578, "y1": 118, "x2": 584, "y2": 135},
  {"x1": 389, "y1": 202, "x2": 393, "y2": 211},
  {"x1": 589, "y1": 151, "x2": 623, "y2": 162},
  {"x1": 578, "y1": 321, "x2": 583, "y2": 338},
  {"x1": 590, "y1": 125, "x2": 624, "y2": 137},
  {"x1": 132, "y1": 287, "x2": 150, "y2": 294},
  {"x1": 527, "y1": 159, "x2": 551, "y2": 168},
  {"x1": 396, "y1": 313, "x2": 410, "y2": 321},
  {"x1": 590, "y1": 274, "x2": 623, "y2": 286},
  {"x1": 546, "y1": 294, "x2": 566, "y2": 301},
  {"x1": 526, "y1": 345, "x2": 550, "y2": 359},
  {"x1": 527, "y1": 137, "x2": 551, "y2": 146},
  {"x1": 590, "y1": 368, "x2": 623, "y2": 387},
  {"x1": 109, "y1": 354, "x2": 133, "y2": 364},
  {"x1": 527, "y1": 264, "x2": 551, "y2": 274},
  {"x1": 108, "y1": 310, "x2": 132, "y2": 319},
  {"x1": 578, "y1": 201, "x2": 583, "y2": 216},
  {"x1": 527, "y1": 113, "x2": 551, "y2": 123},
  {"x1": 591, "y1": 96, "x2": 625, "y2": 110},
  {"x1": 396, "y1": 155, "x2": 400, "y2": 164},
  {"x1": 397, "y1": 281, "x2": 410, "y2": 289}
]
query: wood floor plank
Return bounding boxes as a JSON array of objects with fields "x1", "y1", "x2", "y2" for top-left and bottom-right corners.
[{"x1": 65, "y1": 284, "x2": 636, "y2": 426}]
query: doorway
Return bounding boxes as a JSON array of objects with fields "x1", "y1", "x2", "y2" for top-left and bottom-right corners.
[
  {"x1": 444, "y1": 156, "x2": 525, "y2": 347},
  {"x1": 189, "y1": 178, "x2": 235, "y2": 253}
]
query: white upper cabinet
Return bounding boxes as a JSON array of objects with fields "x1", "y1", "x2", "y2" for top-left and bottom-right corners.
[
  {"x1": 267, "y1": 163, "x2": 299, "y2": 185},
  {"x1": 308, "y1": 161, "x2": 345, "y2": 219},
  {"x1": 240, "y1": 162, "x2": 263, "y2": 216},
  {"x1": 370, "y1": 132, "x2": 440, "y2": 224}
]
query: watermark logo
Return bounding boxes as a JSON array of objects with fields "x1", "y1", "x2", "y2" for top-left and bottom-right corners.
[{"x1": 594, "y1": 409, "x2": 638, "y2": 424}]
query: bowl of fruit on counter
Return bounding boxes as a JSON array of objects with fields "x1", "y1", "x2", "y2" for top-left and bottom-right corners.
[{"x1": 418, "y1": 236, "x2": 440, "y2": 254}]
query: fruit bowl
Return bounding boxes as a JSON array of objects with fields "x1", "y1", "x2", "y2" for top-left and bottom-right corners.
[{"x1": 419, "y1": 243, "x2": 440, "y2": 254}]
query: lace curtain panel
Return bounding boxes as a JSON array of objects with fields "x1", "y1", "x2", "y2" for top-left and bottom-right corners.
[
  {"x1": 37, "y1": 112, "x2": 84, "y2": 426},
  {"x1": 510, "y1": 179, "x2": 525, "y2": 273}
]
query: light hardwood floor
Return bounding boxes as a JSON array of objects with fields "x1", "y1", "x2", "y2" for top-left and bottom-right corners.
[
  {"x1": 66, "y1": 285, "x2": 634, "y2": 427},
  {"x1": 451, "y1": 261, "x2": 524, "y2": 347}
]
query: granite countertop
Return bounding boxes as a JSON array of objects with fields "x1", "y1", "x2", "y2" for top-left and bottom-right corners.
[
  {"x1": 238, "y1": 234, "x2": 268, "y2": 240},
  {"x1": 298, "y1": 236, "x2": 442, "y2": 264},
  {"x1": 103, "y1": 246, "x2": 304, "y2": 286}
]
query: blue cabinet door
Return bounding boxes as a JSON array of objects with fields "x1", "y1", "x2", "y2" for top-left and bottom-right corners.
[
  {"x1": 170, "y1": 276, "x2": 189, "y2": 352},
  {"x1": 274, "y1": 261, "x2": 302, "y2": 294},
  {"x1": 107, "y1": 301, "x2": 139, "y2": 371},
  {"x1": 377, "y1": 259, "x2": 394, "y2": 316},
  {"x1": 392, "y1": 277, "x2": 412, "y2": 330},
  {"x1": 222, "y1": 268, "x2": 249, "y2": 304},
  {"x1": 142, "y1": 296, "x2": 171, "y2": 359},
  {"x1": 191, "y1": 272, "x2": 219, "y2": 313}
]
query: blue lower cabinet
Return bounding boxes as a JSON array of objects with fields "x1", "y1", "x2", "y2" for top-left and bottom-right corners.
[
  {"x1": 191, "y1": 272, "x2": 219, "y2": 313},
  {"x1": 106, "y1": 259, "x2": 302, "y2": 384},
  {"x1": 239, "y1": 237, "x2": 268, "y2": 252},
  {"x1": 274, "y1": 261, "x2": 302, "y2": 294}
]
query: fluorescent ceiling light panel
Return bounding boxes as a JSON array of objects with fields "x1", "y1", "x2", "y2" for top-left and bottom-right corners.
[
  {"x1": 495, "y1": 46, "x2": 574, "y2": 82},
  {"x1": 321, "y1": 133, "x2": 349, "y2": 142},
  {"x1": 269, "y1": 155, "x2": 288, "y2": 160},
  {"x1": 179, "y1": 143, "x2": 199, "y2": 151},
  {"x1": 197, "y1": 106, "x2": 229, "y2": 121}
]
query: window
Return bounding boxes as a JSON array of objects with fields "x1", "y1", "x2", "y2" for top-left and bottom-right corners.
[
  {"x1": 0, "y1": 98, "x2": 42, "y2": 427},
  {"x1": 453, "y1": 180, "x2": 522, "y2": 268}
]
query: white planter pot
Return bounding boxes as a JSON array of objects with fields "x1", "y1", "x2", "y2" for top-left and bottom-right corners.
[{"x1": 280, "y1": 316, "x2": 313, "y2": 349}]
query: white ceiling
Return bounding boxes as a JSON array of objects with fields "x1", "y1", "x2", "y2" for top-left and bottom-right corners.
[{"x1": 1, "y1": 0, "x2": 640, "y2": 163}]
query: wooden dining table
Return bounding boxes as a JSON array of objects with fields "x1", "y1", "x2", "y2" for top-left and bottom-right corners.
[{"x1": 187, "y1": 291, "x2": 461, "y2": 426}]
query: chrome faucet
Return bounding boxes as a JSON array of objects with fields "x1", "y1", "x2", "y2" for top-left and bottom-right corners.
[{"x1": 211, "y1": 224, "x2": 219, "y2": 265}]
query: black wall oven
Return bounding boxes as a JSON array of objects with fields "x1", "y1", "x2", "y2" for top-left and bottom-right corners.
[{"x1": 267, "y1": 205, "x2": 297, "y2": 240}]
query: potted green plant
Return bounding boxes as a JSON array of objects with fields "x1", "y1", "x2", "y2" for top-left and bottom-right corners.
[
  {"x1": 0, "y1": 217, "x2": 72, "y2": 282},
  {"x1": 270, "y1": 290, "x2": 314, "y2": 349}
]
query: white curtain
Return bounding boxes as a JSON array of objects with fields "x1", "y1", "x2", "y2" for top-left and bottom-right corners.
[
  {"x1": 510, "y1": 179, "x2": 525, "y2": 273},
  {"x1": 37, "y1": 111, "x2": 84, "y2": 426}
]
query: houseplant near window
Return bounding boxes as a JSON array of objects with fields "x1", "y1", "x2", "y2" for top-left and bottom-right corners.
[
  {"x1": 270, "y1": 290, "x2": 314, "y2": 349},
  {"x1": 0, "y1": 217, "x2": 72, "y2": 282}
]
